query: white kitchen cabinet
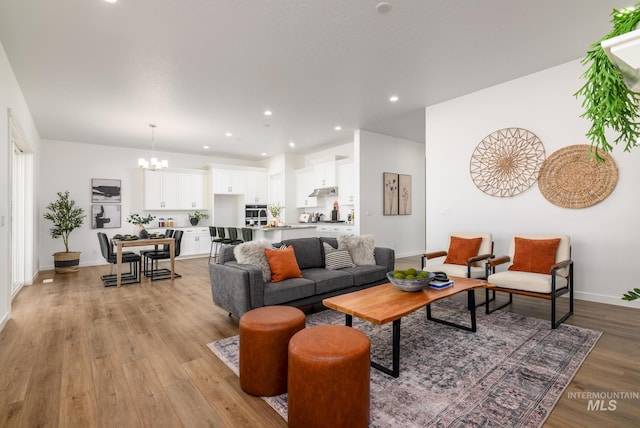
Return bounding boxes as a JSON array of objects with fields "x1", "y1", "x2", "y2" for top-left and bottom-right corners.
[
  {"x1": 144, "y1": 170, "x2": 180, "y2": 210},
  {"x1": 212, "y1": 168, "x2": 245, "y2": 195},
  {"x1": 178, "y1": 227, "x2": 210, "y2": 256},
  {"x1": 296, "y1": 167, "x2": 317, "y2": 208},
  {"x1": 314, "y1": 161, "x2": 336, "y2": 187},
  {"x1": 178, "y1": 172, "x2": 207, "y2": 209},
  {"x1": 337, "y1": 161, "x2": 355, "y2": 205},
  {"x1": 244, "y1": 169, "x2": 268, "y2": 204},
  {"x1": 145, "y1": 170, "x2": 207, "y2": 210},
  {"x1": 315, "y1": 224, "x2": 356, "y2": 237}
]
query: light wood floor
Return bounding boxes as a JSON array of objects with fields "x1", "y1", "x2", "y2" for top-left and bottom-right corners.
[{"x1": 0, "y1": 256, "x2": 638, "y2": 427}]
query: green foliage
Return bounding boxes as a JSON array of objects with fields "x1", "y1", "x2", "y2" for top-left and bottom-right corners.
[
  {"x1": 43, "y1": 191, "x2": 86, "y2": 252},
  {"x1": 188, "y1": 210, "x2": 209, "y2": 221},
  {"x1": 622, "y1": 288, "x2": 640, "y2": 301},
  {"x1": 126, "y1": 213, "x2": 156, "y2": 226},
  {"x1": 268, "y1": 203, "x2": 283, "y2": 218},
  {"x1": 575, "y1": 4, "x2": 640, "y2": 162}
]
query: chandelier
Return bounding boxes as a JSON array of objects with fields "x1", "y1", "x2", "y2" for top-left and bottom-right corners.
[{"x1": 138, "y1": 124, "x2": 168, "y2": 170}]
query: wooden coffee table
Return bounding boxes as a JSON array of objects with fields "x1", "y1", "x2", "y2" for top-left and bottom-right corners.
[{"x1": 322, "y1": 276, "x2": 491, "y2": 377}]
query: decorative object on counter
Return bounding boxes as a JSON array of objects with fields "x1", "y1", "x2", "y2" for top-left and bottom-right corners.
[
  {"x1": 126, "y1": 212, "x2": 156, "y2": 238},
  {"x1": 398, "y1": 174, "x2": 412, "y2": 215},
  {"x1": 91, "y1": 204, "x2": 121, "y2": 229},
  {"x1": 470, "y1": 127, "x2": 546, "y2": 197},
  {"x1": 138, "y1": 124, "x2": 168, "y2": 170},
  {"x1": 188, "y1": 210, "x2": 209, "y2": 226},
  {"x1": 91, "y1": 178, "x2": 121, "y2": 203},
  {"x1": 167, "y1": 217, "x2": 174, "y2": 227},
  {"x1": 158, "y1": 217, "x2": 165, "y2": 227},
  {"x1": 43, "y1": 191, "x2": 86, "y2": 273},
  {"x1": 383, "y1": 172, "x2": 399, "y2": 215},
  {"x1": 268, "y1": 203, "x2": 284, "y2": 226},
  {"x1": 537, "y1": 144, "x2": 618, "y2": 209},
  {"x1": 331, "y1": 201, "x2": 340, "y2": 221}
]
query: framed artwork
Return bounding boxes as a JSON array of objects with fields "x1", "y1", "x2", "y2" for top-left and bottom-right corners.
[
  {"x1": 92, "y1": 204, "x2": 121, "y2": 229},
  {"x1": 383, "y1": 172, "x2": 399, "y2": 215},
  {"x1": 92, "y1": 178, "x2": 122, "y2": 203},
  {"x1": 399, "y1": 174, "x2": 412, "y2": 215}
]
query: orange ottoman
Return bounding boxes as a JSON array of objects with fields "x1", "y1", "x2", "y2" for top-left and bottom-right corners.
[
  {"x1": 239, "y1": 306, "x2": 306, "y2": 396},
  {"x1": 288, "y1": 325, "x2": 370, "y2": 428}
]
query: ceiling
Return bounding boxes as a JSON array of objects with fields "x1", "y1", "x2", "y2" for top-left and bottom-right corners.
[{"x1": 0, "y1": 0, "x2": 628, "y2": 160}]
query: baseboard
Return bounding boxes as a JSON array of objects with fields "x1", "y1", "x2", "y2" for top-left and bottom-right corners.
[
  {"x1": 573, "y1": 290, "x2": 640, "y2": 308},
  {"x1": 0, "y1": 311, "x2": 9, "y2": 332}
]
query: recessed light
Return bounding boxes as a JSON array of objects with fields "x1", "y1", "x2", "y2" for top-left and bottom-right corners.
[
  {"x1": 225, "y1": 132, "x2": 232, "y2": 137},
  {"x1": 334, "y1": 126, "x2": 342, "y2": 131},
  {"x1": 104, "y1": 0, "x2": 119, "y2": 3},
  {"x1": 264, "y1": 110, "x2": 272, "y2": 116},
  {"x1": 389, "y1": 95, "x2": 399, "y2": 102},
  {"x1": 289, "y1": 141, "x2": 295, "y2": 147},
  {"x1": 376, "y1": 2, "x2": 392, "y2": 13},
  {"x1": 261, "y1": 152, "x2": 267, "y2": 156},
  {"x1": 203, "y1": 145, "x2": 209, "y2": 150}
]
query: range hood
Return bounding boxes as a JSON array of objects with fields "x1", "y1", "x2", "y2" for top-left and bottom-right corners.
[
  {"x1": 308, "y1": 186, "x2": 339, "y2": 197},
  {"x1": 602, "y1": 29, "x2": 640, "y2": 91}
]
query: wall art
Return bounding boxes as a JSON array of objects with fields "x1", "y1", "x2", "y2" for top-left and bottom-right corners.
[{"x1": 91, "y1": 178, "x2": 121, "y2": 203}]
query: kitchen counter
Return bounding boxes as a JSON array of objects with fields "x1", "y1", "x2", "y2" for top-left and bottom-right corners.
[{"x1": 252, "y1": 224, "x2": 317, "y2": 242}]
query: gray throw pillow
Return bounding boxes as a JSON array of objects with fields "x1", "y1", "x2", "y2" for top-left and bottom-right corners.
[
  {"x1": 323, "y1": 242, "x2": 356, "y2": 270},
  {"x1": 337, "y1": 234, "x2": 376, "y2": 265},
  {"x1": 234, "y1": 240, "x2": 272, "y2": 282}
]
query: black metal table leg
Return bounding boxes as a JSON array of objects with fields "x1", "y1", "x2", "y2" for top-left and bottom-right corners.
[
  {"x1": 343, "y1": 314, "x2": 401, "y2": 378},
  {"x1": 370, "y1": 319, "x2": 401, "y2": 378},
  {"x1": 426, "y1": 290, "x2": 477, "y2": 332}
]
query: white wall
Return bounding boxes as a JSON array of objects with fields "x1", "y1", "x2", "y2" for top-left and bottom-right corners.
[
  {"x1": 38, "y1": 139, "x2": 236, "y2": 270},
  {"x1": 0, "y1": 41, "x2": 41, "y2": 329},
  {"x1": 357, "y1": 129, "x2": 426, "y2": 258},
  {"x1": 425, "y1": 59, "x2": 640, "y2": 307}
]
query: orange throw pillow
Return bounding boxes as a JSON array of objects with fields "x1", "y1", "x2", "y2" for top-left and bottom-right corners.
[
  {"x1": 264, "y1": 246, "x2": 303, "y2": 283},
  {"x1": 508, "y1": 237, "x2": 561, "y2": 274},
  {"x1": 444, "y1": 236, "x2": 482, "y2": 265}
]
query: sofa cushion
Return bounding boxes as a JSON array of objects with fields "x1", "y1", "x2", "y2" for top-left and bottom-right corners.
[
  {"x1": 508, "y1": 237, "x2": 561, "y2": 275},
  {"x1": 264, "y1": 246, "x2": 303, "y2": 282},
  {"x1": 301, "y1": 268, "x2": 354, "y2": 294},
  {"x1": 263, "y1": 277, "x2": 316, "y2": 305},
  {"x1": 323, "y1": 242, "x2": 356, "y2": 270},
  {"x1": 341, "y1": 264, "x2": 388, "y2": 286},
  {"x1": 281, "y1": 237, "x2": 324, "y2": 269},
  {"x1": 337, "y1": 234, "x2": 376, "y2": 265},
  {"x1": 234, "y1": 240, "x2": 273, "y2": 282},
  {"x1": 443, "y1": 236, "x2": 482, "y2": 266}
]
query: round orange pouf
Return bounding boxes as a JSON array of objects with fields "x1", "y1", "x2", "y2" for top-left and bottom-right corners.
[
  {"x1": 288, "y1": 325, "x2": 370, "y2": 428},
  {"x1": 239, "y1": 306, "x2": 306, "y2": 396}
]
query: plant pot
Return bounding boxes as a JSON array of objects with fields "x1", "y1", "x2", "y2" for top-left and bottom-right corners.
[
  {"x1": 190, "y1": 218, "x2": 199, "y2": 226},
  {"x1": 53, "y1": 251, "x2": 81, "y2": 273}
]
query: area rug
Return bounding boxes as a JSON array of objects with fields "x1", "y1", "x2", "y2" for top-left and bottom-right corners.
[{"x1": 208, "y1": 301, "x2": 601, "y2": 427}]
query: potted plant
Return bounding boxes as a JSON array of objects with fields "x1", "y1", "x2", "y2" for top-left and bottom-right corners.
[
  {"x1": 268, "y1": 203, "x2": 284, "y2": 226},
  {"x1": 43, "y1": 191, "x2": 86, "y2": 273},
  {"x1": 127, "y1": 213, "x2": 156, "y2": 238},
  {"x1": 575, "y1": 5, "x2": 640, "y2": 162},
  {"x1": 188, "y1": 210, "x2": 209, "y2": 226}
]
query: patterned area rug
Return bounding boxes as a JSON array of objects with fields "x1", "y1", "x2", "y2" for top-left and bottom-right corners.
[{"x1": 208, "y1": 300, "x2": 601, "y2": 427}]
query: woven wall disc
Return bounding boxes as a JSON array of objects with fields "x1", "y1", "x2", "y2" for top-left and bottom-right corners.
[
  {"x1": 470, "y1": 127, "x2": 546, "y2": 197},
  {"x1": 537, "y1": 144, "x2": 618, "y2": 209}
]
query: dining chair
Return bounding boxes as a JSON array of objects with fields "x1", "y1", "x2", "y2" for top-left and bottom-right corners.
[
  {"x1": 143, "y1": 230, "x2": 183, "y2": 281},
  {"x1": 97, "y1": 232, "x2": 141, "y2": 286}
]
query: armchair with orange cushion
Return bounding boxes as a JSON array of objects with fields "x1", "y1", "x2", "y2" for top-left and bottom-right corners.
[
  {"x1": 485, "y1": 234, "x2": 573, "y2": 329},
  {"x1": 422, "y1": 232, "x2": 494, "y2": 279}
]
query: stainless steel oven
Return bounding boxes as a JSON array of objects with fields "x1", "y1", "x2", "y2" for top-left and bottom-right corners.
[{"x1": 245, "y1": 205, "x2": 268, "y2": 225}]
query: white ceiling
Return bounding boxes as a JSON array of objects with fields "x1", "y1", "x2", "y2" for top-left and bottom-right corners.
[{"x1": 0, "y1": 0, "x2": 627, "y2": 160}]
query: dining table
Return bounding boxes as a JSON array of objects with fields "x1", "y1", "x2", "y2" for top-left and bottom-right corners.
[{"x1": 113, "y1": 237, "x2": 175, "y2": 287}]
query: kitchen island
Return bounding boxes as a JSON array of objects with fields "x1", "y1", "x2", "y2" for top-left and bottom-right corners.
[{"x1": 251, "y1": 225, "x2": 317, "y2": 242}]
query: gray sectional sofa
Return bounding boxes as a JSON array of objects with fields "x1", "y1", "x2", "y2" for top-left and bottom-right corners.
[{"x1": 209, "y1": 236, "x2": 395, "y2": 317}]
